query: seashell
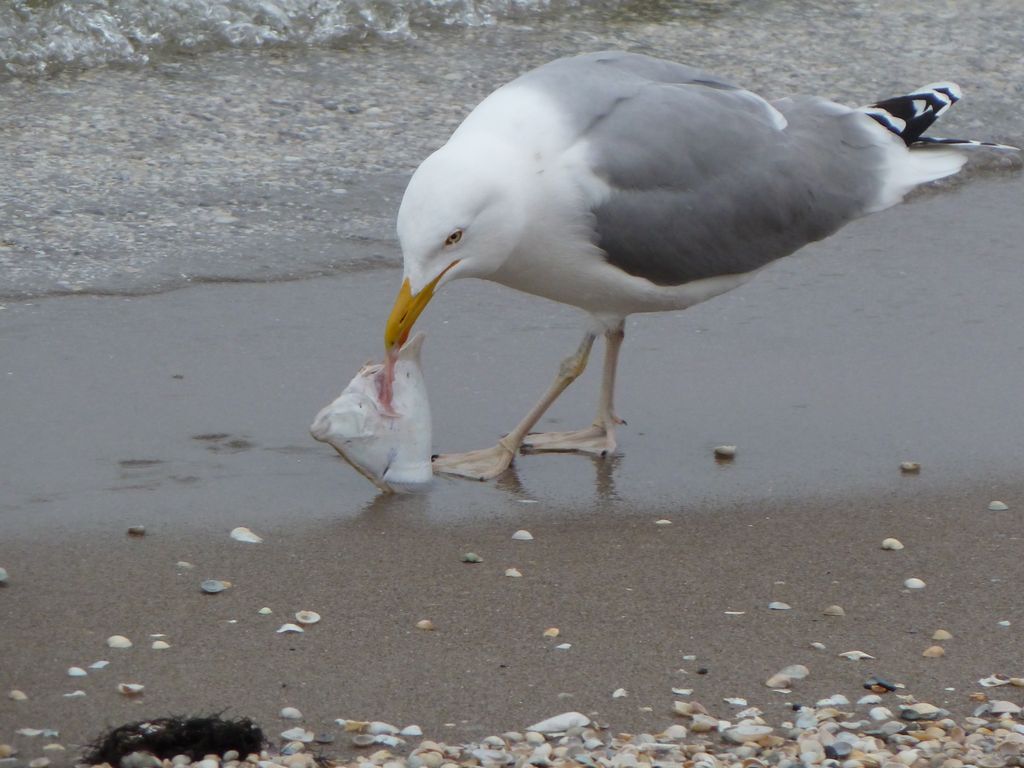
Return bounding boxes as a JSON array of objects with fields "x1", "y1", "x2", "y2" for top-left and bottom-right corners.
[
  {"x1": 28, "y1": 759, "x2": 50, "y2": 768},
  {"x1": 201, "y1": 579, "x2": 231, "y2": 594},
  {"x1": 277, "y1": 623, "x2": 304, "y2": 634},
  {"x1": 107, "y1": 635, "x2": 133, "y2": 649},
  {"x1": 838, "y1": 650, "x2": 875, "y2": 660},
  {"x1": 0, "y1": 566, "x2": 7, "y2": 584},
  {"x1": 810, "y1": 642, "x2": 826, "y2": 650},
  {"x1": 461, "y1": 552, "x2": 482, "y2": 563},
  {"x1": 504, "y1": 568, "x2": 522, "y2": 578},
  {"x1": 870, "y1": 706, "x2": 893, "y2": 721},
  {"x1": 127, "y1": 526, "x2": 146, "y2": 537},
  {"x1": 979, "y1": 674, "x2": 1011, "y2": 687},
  {"x1": 899, "y1": 461, "x2": 920, "y2": 473},
  {"x1": 724, "y1": 725, "x2": 773, "y2": 744},
  {"x1": 881, "y1": 538, "x2": 904, "y2": 550},
  {"x1": 654, "y1": 519, "x2": 672, "y2": 525},
  {"x1": 415, "y1": 619, "x2": 435, "y2": 631},
  {"x1": 151, "y1": 640, "x2": 170, "y2": 650},
  {"x1": 526, "y1": 712, "x2": 590, "y2": 733},
  {"x1": 823, "y1": 605, "x2": 845, "y2": 616},
  {"x1": 554, "y1": 643, "x2": 571, "y2": 650},
  {"x1": 724, "y1": 697, "x2": 747, "y2": 706},
  {"x1": 661, "y1": 724, "x2": 688, "y2": 740},
  {"x1": 17, "y1": 728, "x2": 44, "y2": 737},
  {"x1": 714, "y1": 445, "x2": 737, "y2": 458},
  {"x1": 767, "y1": 601, "x2": 791, "y2": 610},
  {"x1": 511, "y1": 529, "x2": 534, "y2": 541},
  {"x1": 612, "y1": 688, "x2": 627, "y2": 698},
  {"x1": 280, "y1": 707, "x2": 302, "y2": 720},
  {"x1": 988, "y1": 500, "x2": 1009, "y2": 511},
  {"x1": 67, "y1": 667, "x2": 87, "y2": 677},
  {"x1": 858, "y1": 694, "x2": 883, "y2": 705},
  {"x1": 63, "y1": 690, "x2": 86, "y2": 698},
  {"x1": 543, "y1": 627, "x2": 560, "y2": 638},
  {"x1": 175, "y1": 561, "x2": 194, "y2": 569},
  {"x1": 230, "y1": 526, "x2": 263, "y2": 544},
  {"x1": 765, "y1": 673, "x2": 791, "y2": 688},
  {"x1": 922, "y1": 645, "x2": 945, "y2": 658},
  {"x1": 900, "y1": 703, "x2": 949, "y2": 721},
  {"x1": 89, "y1": 660, "x2": 110, "y2": 669},
  {"x1": 400, "y1": 725, "x2": 423, "y2": 737},
  {"x1": 280, "y1": 728, "x2": 314, "y2": 742},
  {"x1": 931, "y1": 628, "x2": 952, "y2": 640},
  {"x1": 9, "y1": 689, "x2": 27, "y2": 701},
  {"x1": 117, "y1": 683, "x2": 145, "y2": 696},
  {"x1": 989, "y1": 700, "x2": 1022, "y2": 715},
  {"x1": 295, "y1": 610, "x2": 321, "y2": 625},
  {"x1": 671, "y1": 687, "x2": 693, "y2": 696},
  {"x1": 258, "y1": 607, "x2": 273, "y2": 615},
  {"x1": 350, "y1": 734, "x2": 375, "y2": 747},
  {"x1": 997, "y1": 619, "x2": 1011, "y2": 627},
  {"x1": 777, "y1": 664, "x2": 809, "y2": 680},
  {"x1": 367, "y1": 722, "x2": 398, "y2": 735},
  {"x1": 903, "y1": 577, "x2": 925, "y2": 589}
]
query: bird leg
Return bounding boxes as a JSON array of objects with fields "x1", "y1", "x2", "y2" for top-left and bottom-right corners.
[
  {"x1": 520, "y1": 323, "x2": 625, "y2": 457},
  {"x1": 432, "y1": 331, "x2": 597, "y2": 480}
]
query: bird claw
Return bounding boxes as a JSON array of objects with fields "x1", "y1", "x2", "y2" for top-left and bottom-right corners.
[
  {"x1": 432, "y1": 442, "x2": 515, "y2": 481},
  {"x1": 520, "y1": 425, "x2": 617, "y2": 457}
]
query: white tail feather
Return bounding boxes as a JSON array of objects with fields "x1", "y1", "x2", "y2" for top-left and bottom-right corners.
[{"x1": 868, "y1": 145, "x2": 967, "y2": 213}]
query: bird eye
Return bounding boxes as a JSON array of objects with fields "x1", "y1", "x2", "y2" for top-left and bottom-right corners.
[{"x1": 444, "y1": 229, "x2": 463, "y2": 246}]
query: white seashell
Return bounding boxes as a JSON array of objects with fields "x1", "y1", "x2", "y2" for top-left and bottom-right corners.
[
  {"x1": 714, "y1": 445, "x2": 737, "y2": 458},
  {"x1": 542, "y1": 627, "x2": 559, "y2": 638},
  {"x1": 922, "y1": 645, "x2": 945, "y2": 657},
  {"x1": 63, "y1": 690, "x2": 86, "y2": 698},
  {"x1": 612, "y1": 688, "x2": 627, "y2": 698},
  {"x1": 511, "y1": 529, "x2": 533, "y2": 541},
  {"x1": 555, "y1": 643, "x2": 571, "y2": 650},
  {"x1": 106, "y1": 635, "x2": 132, "y2": 649},
  {"x1": 367, "y1": 722, "x2": 398, "y2": 735},
  {"x1": 415, "y1": 619, "x2": 435, "y2": 631},
  {"x1": 400, "y1": 725, "x2": 422, "y2": 737},
  {"x1": 654, "y1": 519, "x2": 672, "y2": 525},
  {"x1": 899, "y1": 461, "x2": 920, "y2": 473},
  {"x1": 117, "y1": 682, "x2": 145, "y2": 696},
  {"x1": 980, "y1": 674, "x2": 1011, "y2": 687},
  {"x1": 89, "y1": 660, "x2": 110, "y2": 669},
  {"x1": 176, "y1": 561, "x2": 195, "y2": 569},
  {"x1": 671, "y1": 687, "x2": 692, "y2": 696},
  {"x1": 817, "y1": 694, "x2": 849, "y2": 707},
  {"x1": 777, "y1": 664, "x2": 809, "y2": 680},
  {"x1": 768, "y1": 601, "x2": 791, "y2": 610},
  {"x1": 280, "y1": 707, "x2": 302, "y2": 720},
  {"x1": 277, "y1": 624, "x2": 304, "y2": 634},
  {"x1": 810, "y1": 642, "x2": 826, "y2": 650},
  {"x1": 9, "y1": 689, "x2": 28, "y2": 701},
  {"x1": 526, "y1": 712, "x2": 590, "y2": 733},
  {"x1": 17, "y1": 729, "x2": 44, "y2": 737},
  {"x1": 723, "y1": 725, "x2": 773, "y2": 744},
  {"x1": 990, "y1": 700, "x2": 1022, "y2": 715},
  {"x1": 903, "y1": 577, "x2": 926, "y2": 589},
  {"x1": 258, "y1": 607, "x2": 273, "y2": 615},
  {"x1": 765, "y1": 673, "x2": 791, "y2": 689},
  {"x1": 504, "y1": 568, "x2": 522, "y2": 578},
  {"x1": 932, "y1": 628, "x2": 952, "y2": 640},
  {"x1": 838, "y1": 650, "x2": 875, "y2": 660},
  {"x1": 279, "y1": 728, "x2": 314, "y2": 742},
  {"x1": 823, "y1": 605, "x2": 845, "y2": 616},
  {"x1": 151, "y1": 640, "x2": 170, "y2": 650},
  {"x1": 988, "y1": 500, "x2": 1009, "y2": 511},
  {"x1": 881, "y1": 538, "x2": 904, "y2": 550},
  {"x1": 67, "y1": 667, "x2": 87, "y2": 677},
  {"x1": 230, "y1": 526, "x2": 263, "y2": 544},
  {"x1": 295, "y1": 611, "x2": 321, "y2": 625},
  {"x1": 723, "y1": 697, "x2": 747, "y2": 706},
  {"x1": 858, "y1": 694, "x2": 883, "y2": 705},
  {"x1": 998, "y1": 620, "x2": 1011, "y2": 627}
]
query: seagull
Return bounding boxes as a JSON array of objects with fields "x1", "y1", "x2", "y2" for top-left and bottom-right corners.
[{"x1": 383, "y1": 51, "x2": 1015, "y2": 481}]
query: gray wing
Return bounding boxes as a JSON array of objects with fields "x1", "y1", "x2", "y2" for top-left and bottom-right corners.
[{"x1": 518, "y1": 53, "x2": 888, "y2": 286}]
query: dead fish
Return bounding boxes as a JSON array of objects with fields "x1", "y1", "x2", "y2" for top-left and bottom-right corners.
[{"x1": 310, "y1": 332, "x2": 432, "y2": 493}]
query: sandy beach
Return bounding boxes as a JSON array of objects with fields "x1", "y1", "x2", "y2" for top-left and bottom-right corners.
[{"x1": 2, "y1": 0, "x2": 1024, "y2": 762}]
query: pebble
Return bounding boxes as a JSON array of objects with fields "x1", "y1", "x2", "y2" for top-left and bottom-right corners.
[
  {"x1": 295, "y1": 611, "x2": 321, "y2": 625},
  {"x1": 899, "y1": 461, "x2": 920, "y2": 473},
  {"x1": 881, "y1": 537, "x2": 904, "y2": 550},
  {"x1": 823, "y1": 605, "x2": 846, "y2": 616},
  {"x1": 67, "y1": 667, "x2": 87, "y2": 677},
  {"x1": 768, "y1": 601, "x2": 791, "y2": 610},
  {"x1": 151, "y1": 640, "x2": 171, "y2": 650},
  {"x1": 127, "y1": 525, "x2": 146, "y2": 537},
  {"x1": 201, "y1": 579, "x2": 231, "y2": 594},
  {"x1": 107, "y1": 635, "x2": 132, "y2": 648},
  {"x1": 903, "y1": 577, "x2": 926, "y2": 589},
  {"x1": 277, "y1": 624, "x2": 304, "y2": 634},
  {"x1": 230, "y1": 526, "x2": 264, "y2": 543},
  {"x1": 714, "y1": 445, "x2": 737, "y2": 458},
  {"x1": 988, "y1": 500, "x2": 1009, "y2": 511},
  {"x1": 922, "y1": 645, "x2": 945, "y2": 658},
  {"x1": 504, "y1": 568, "x2": 522, "y2": 577},
  {"x1": 117, "y1": 682, "x2": 145, "y2": 696},
  {"x1": 415, "y1": 619, "x2": 435, "y2": 631},
  {"x1": 280, "y1": 707, "x2": 302, "y2": 720},
  {"x1": 511, "y1": 530, "x2": 533, "y2": 541},
  {"x1": 461, "y1": 553, "x2": 482, "y2": 563}
]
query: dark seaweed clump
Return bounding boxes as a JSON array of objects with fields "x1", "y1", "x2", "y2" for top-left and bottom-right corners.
[{"x1": 84, "y1": 715, "x2": 265, "y2": 765}]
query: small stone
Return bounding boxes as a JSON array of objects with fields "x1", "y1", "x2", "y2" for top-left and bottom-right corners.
[
  {"x1": 415, "y1": 619, "x2": 435, "y2": 631},
  {"x1": 612, "y1": 688, "x2": 627, "y2": 698},
  {"x1": 714, "y1": 445, "x2": 737, "y2": 458},
  {"x1": 461, "y1": 552, "x2": 482, "y2": 563},
  {"x1": 107, "y1": 635, "x2": 133, "y2": 648},
  {"x1": 117, "y1": 682, "x2": 145, "y2": 696},
  {"x1": 280, "y1": 707, "x2": 303, "y2": 720},
  {"x1": 127, "y1": 526, "x2": 146, "y2": 537},
  {"x1": 922, "y1": 645, "x2": 945, "y2": 658},
  {"x1": 504, "y1": 568, "x2": 522, "y2": 578},
  {"x1": 295, "y1": 611, "x2": 321, "y2": 625},
  {"x1": 864, "y1": 676, "x2": 898, "y2": 691},
  {"x1": 201, "y1": 579, "x2": 231, "y2": 594},
  {"x1": 152, "y1": 640, "x2": 171, "y2": 650},
  {"x1": 277, "y1": 624, "x2": 304, "y2": 634},
  {"x1": 904, "y1": 577, "x2": 926, "y2": 589},
  {"x1": 823, "y1": 605, "x2": 846, "y2": 616},
  {"x1": 543, "y1": 627, "x2": 560, "y2": 638},
  {"x1": 511, "y1": 530, "x2": 533, "y2": 541},
  {"x1": 881, "y1": 538, "x2": 905, "y2": 550},
  {"x1": 67, "y1": 667, "x2": 87, "y2": 677},
  {"x1": 230, "y1": 526, "x2": 263, "y2": 543},
  {"x1": 988, "y1": 500, "x2": 1009, "y2": 511},
  {"x1": 768, "y1": 601, "x2": 791, "y2": 610},
  {"x1": 932, "y1": 629, "x2": 953, "y2": 640},
  {"x1": 8, "y1": 690, "x2": 27, "y2": 701},
  {"x1": 899, "y1": 462, "x2": 920, "y2": 473}
]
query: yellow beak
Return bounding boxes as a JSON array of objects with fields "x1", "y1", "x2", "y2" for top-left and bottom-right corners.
[{"x1": 385, "y1": 262, "x2": 458, "y2": 350}]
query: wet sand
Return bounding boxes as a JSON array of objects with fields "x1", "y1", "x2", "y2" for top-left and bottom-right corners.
[{"x1": 2, "y1": 175, "x2": 1023, "y2": 755}]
